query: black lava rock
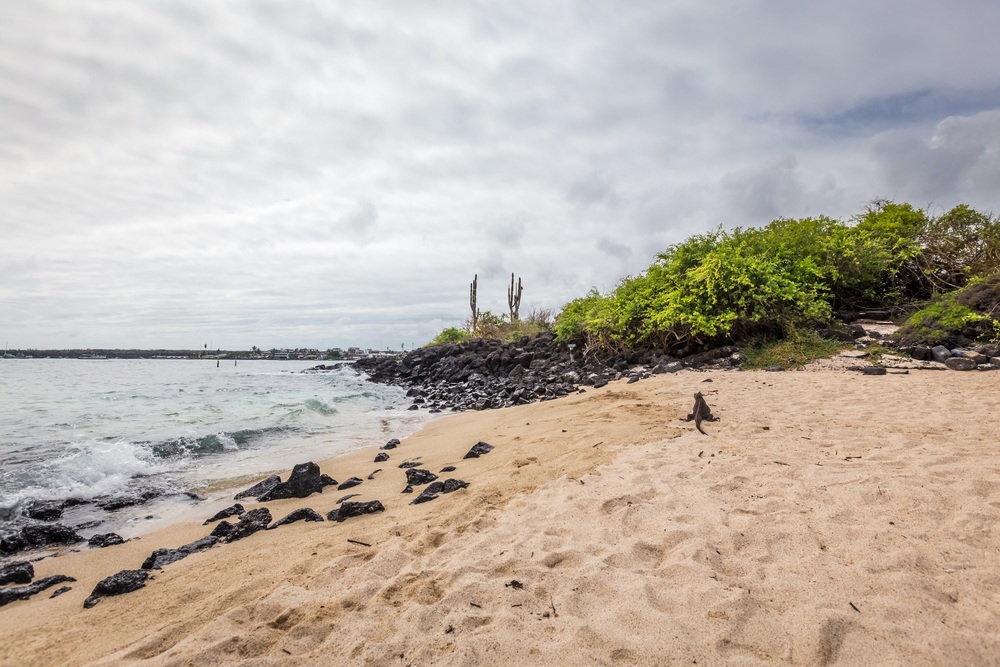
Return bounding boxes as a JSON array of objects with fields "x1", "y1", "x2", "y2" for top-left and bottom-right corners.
[
  {"x1": 49, "y1": 586, "x2": 72, "y2": 598},
  {"x1": 209, "y1": 521, "x2": 235, "y2": 539},
  {"x1": 24, "y1": 500, "x2": 64, "y2": 522},
  {"x1": 141, "y1": 536, "x2": 218, "y2": 570},
  {"x1": 234, "y1": 475, "x2": 281, "y2": 501},
  {"x1": 463, "y1": 441, "x2": 494, "y2": 459},
  {"x1": 405, "y1": 469, "x2": 438, "y2": 486},
  {"x1": 0, "y1": 561, "x2": 34, "y2": 585},
  {"x1": 411, "y1": 482, "x2": 445, "y2": 505},
  {"x1": 337, "y1": 477, "x2": 364, "y2": 491},
  {"x1": 367, "y1": 469, "x2": 382, "y2": 480},
  {"x1": 222, "y1": 508, "x2": 273, "y2": 543},
  {"x1": 442, "y1": 479, "x2": 470, "y2": 493},
  {"x1": 84, "y1": 570, "x2": 149, "y2": 608},
  {"x1": 267, "y1": 508, "x2": 324, "y2": 530},
  {"x1": 96, "y1": 490, "x2": 160, "y2": 511},
  {"x1": 88, "y1": 533, "x2": 125, "y2": 549},
  {"x1": 0, "y1": 575, "x2": 76, "y2": 608},
  {"x1": 320, "y1": 474, "x2": 338, "y2": 488},
  {"x1": 381, "y1": 438, "x2": 400, "y2": 450},
  {"x1": 328, "y1": 501, "x2": 385, "y2": 522},
  {"x1": 401, "y1": 485, "x2": 413, "y2": 494},
  {"x1": 202, "y1": 503, "x2": 245, "y2": 525},
  {"x1": 374, "y1": 452, "x2": 390, "y2": 463},
  {"x1": 439, "y1": 466, "x2": 457, "y2": 473},
  {"x1": 336, "y1": 493, "x2": 361, "y2": 504},
  {"x1": 1, "y1": 524, "x2": 84, "y2": 554},
  {"x1": 257, "y1": 462, "x2": 328, "y2": 502},
  {"x1": 397, "y1": 460, "x2": 421, "y2": 469}
]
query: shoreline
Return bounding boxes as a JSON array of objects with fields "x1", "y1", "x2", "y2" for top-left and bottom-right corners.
[{"x1": 3, "y1": 368, "x2": 1000, "y2": 665}]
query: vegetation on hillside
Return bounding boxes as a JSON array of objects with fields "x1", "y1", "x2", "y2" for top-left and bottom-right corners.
[
  {"x1": 554, "y1": 201, "x2": 1000, "y2": 354},
  {"x1": 428, "y1": 201, "x2": 999, "y2": 357}
]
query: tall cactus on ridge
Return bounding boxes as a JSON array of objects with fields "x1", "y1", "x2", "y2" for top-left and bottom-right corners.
[
  {"x1": 508, "y1": 273, "x2": 523, "y2": 323},
  {"x1": 469, "y1": 274, "x2": 479, "y2": 335}
]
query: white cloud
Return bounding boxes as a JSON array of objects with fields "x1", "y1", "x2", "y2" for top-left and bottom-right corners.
[{"x1": 1, "y1": 0, "x2": 999, "y2": 349}]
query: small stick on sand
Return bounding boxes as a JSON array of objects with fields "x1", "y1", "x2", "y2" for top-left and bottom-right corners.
[{"x1": 347, "y1": 539, "x2": 371, "y2": 547}]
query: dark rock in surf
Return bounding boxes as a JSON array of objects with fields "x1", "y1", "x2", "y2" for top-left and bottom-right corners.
[
  {"x1": 328, "y1": 501, "x2": 385, "y2": 523},
  {"x1": 267, "y1": 508, "x2": 324, "y2": 530},
  {"x1": 463, "y1": 442, "x2": 494, "y2": 459},
  {"x1": 24, "y1": 500, "x2": 64, "y2": 522},
  {"x1": 83, "y1": 570, "x2": 149, "y2": 608},
  {"x1": 234, "y1": 475, "x2": 280, "y2": 501},
  {"x1": 257, "y1": 462, "x2": 328, "y2": 502},
  {"x1": 88, "y1": 533, "x2": 125, "y2": 548},
  {"x1": 381, "y1": 439, "x2": 400, "y2": 450},
  {"x1": 0, "y1": 575, "x2": 77, "y2": 608},
  {"x1": 337, "y1": 477, "x2": 364, "y2": 491},
  {"x1": 405, "y1": 469, "x2": 438, "y2": 486},
  {"x1": 141, "y1": 536, "x2": 218, "y2": 570},
  {"x1": 0, "y1": 561, "x2": 33, "y2": 585},
  {"x1": 1, "y1": 524, "x2": 84, "y2": 554},
  {"x1": 96, "y1": 490, "x2": 160, "y2": 511},
  {"x1": 203, "y1": 504, "x2": 245, "y2": 525}
]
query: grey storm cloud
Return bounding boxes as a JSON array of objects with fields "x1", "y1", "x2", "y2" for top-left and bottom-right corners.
[{"x1": 1, "y1": 0, "x2": 999, "y2": 349}]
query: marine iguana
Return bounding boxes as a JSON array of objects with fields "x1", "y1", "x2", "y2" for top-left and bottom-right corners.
[{"x1": 684, "y1": 392, "x2": 716, "y2": 435}]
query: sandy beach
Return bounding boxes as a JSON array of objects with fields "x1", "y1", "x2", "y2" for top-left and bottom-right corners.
[{"x1": 2, "y1": 367, "x2": 999, "y2": 666}]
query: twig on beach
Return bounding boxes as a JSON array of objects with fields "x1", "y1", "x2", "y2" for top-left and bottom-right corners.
[
  {"x1": 549, "y1": 597, "x2": 558, "y2": 617},
  {"x1": 849, "y1": 601, "x2": 860, "y2": 613},
  {"x1": 773, "y1": 460, "x2": 790, "y2": 466},
  {"x1": 844, "y1": 456, "x2": 862, "y2": 461},
  {"x1": 470, "y1": 602, "x2": 482, "y2": 609},
  {"x1": 347, "y1": 539, "x2": 371, "y2": 547}
]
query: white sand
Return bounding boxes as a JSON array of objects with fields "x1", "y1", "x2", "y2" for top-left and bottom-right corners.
[{"x1": 2, "y1": 368, "x2": 999, "y2": 665}]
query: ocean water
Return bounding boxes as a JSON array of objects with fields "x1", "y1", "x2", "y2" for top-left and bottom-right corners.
[{"x1": 0, "y1": 359, "x2": 428, "y2": 539}]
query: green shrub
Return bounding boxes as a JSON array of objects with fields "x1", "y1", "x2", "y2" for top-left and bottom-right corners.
[
  {"x1": 741, "y1": 329, "x2": 848, "y2": 370},
  {"x1": 428, "y1": 327, "x2": 471, "y2": 346},
  {"x1": 896, "y1": 275, "x2": 1000, "y2": 346}
]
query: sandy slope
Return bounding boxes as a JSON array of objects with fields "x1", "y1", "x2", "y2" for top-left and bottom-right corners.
[{"x1": 2, "y1": 368, "x2": 999, "y2": 666}]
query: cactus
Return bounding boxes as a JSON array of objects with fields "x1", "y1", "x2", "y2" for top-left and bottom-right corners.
[
  {"x1": 469, "y1": 274, "x2": 479, "y2": 335},
  {"x1": 507, "y1": 273, "x2": 523, "y2": 322}
]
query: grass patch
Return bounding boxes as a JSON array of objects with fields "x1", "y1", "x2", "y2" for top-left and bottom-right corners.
[
  {"x1": 862, "y1": 342, "x2": 896, "y2": 365},
  {"x1": 742, "y1": 330, "x2": 849, "y2": 370}
]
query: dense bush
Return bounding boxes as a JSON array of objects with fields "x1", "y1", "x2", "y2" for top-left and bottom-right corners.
[
  {"x1": 429, "y1": 327, "x2": 472, "y2": 346},
  {"x1": 427, "y1": 308, "x2": 555, "y2": 347},
  {"x1": 555, "y1": 202, "x2": 999, "y2": 354}
]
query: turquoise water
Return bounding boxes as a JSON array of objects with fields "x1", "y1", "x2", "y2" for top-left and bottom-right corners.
[{"x1": 0, "y1": 359, "x2": 427, "y2": 529}]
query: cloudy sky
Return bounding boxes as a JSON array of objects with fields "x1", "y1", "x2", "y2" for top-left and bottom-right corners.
[{"x1": 2, "y1": 1, "x2": 999, "y2": 350}]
